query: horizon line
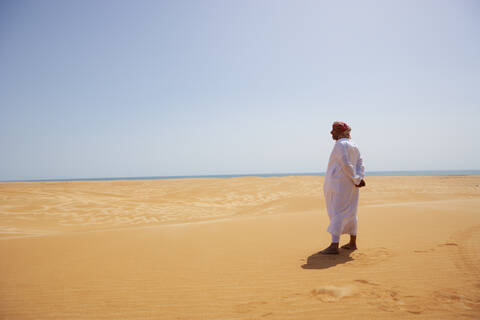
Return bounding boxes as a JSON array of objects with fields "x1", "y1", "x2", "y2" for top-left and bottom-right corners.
[{"x1": 2, "y1": 169, "x2": 480, "y2": 183}]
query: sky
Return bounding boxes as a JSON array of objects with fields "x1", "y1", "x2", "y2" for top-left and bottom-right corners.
[{"x1": 1, "y1": 0, "x2": 479, "y2": 180}]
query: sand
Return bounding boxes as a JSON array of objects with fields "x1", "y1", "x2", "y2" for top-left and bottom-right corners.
[{"x1": 0, "y1": 176, "x2": 479, "y2": 319}]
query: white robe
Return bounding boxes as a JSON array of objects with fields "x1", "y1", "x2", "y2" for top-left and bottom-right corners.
[{"x1": 323, "y1": 138, "x2": 365, "y2": 236}]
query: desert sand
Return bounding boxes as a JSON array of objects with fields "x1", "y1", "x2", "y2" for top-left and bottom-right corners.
[{"x1": 0, "y1": 175, "x2": 479, "y2": 319}]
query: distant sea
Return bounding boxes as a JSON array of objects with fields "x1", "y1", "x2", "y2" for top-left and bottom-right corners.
[{"x1": 3, "y1": 170, "x2": 480, "y2": 183}]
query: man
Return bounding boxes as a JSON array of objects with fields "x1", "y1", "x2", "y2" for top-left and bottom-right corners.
[{"x1": 320, "y1": 121, "x2": 365, "y2": 254}]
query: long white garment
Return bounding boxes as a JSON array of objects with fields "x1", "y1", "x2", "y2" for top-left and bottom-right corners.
[{"x1": 323, "y1": 138, "x2": 365, "y2": 236}]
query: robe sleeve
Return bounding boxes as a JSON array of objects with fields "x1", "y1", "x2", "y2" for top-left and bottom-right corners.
[
  {"x1": 356, "y1": 154, "x2": 365, "y2": 181},
  {"x1": 335, "y1": 142, "x2": 363, "y2": 186}
]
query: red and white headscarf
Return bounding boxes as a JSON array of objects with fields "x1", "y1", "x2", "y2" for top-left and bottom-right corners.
[{"x1": 332, "y1": 121, "x2": 351, "y2": 132}]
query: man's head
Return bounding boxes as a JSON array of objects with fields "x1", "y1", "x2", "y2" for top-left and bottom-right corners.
[{"x1": 330, "y1": 121, "x2": 351, "y2": 140}]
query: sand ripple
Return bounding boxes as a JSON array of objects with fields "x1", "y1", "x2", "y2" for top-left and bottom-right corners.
[
  {"x1": 1, "y1": 175, "x2": 478, "y2": 238},
  {"x1": 0, "y1": 177, "x2": 323, "y2": 237}
]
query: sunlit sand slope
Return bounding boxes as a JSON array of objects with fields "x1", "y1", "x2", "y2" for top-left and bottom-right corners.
[{"x1": 0, "y1": 176, "x2": 479, "y2": 319}]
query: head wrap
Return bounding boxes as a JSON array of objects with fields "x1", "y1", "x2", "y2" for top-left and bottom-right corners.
[{"x1": 332, "y1": 121, "x2": 351, "y2": 132}]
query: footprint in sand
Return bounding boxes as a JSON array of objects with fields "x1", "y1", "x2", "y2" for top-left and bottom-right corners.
[
  {"x1": 413, "y1": 242, "x2": 459, "y2": 254},
  {"x1": 310, "y1": 285, "x2": 355, "y2": 302},
  {"x1": 413, "y1": 248, "x2": 436, "y2": 253},
  {"x1": 354, "y1": 279, "x2": 424, "y2": 314},
  {"x1": 433, "y1": 291, "x2": 461, "y2": 303},
  {"x1": 443, "y1": 225, "x2": 480, "y2": 275},
  {"x1": 438, "y1": 242, "x2": 458, "y2": 247},
  {"x1": 308, "y1": 281, "x2": 421, "y2": 314},
  {"x1": 233, "y1": 301, "x2": 267, "y2": 314},
  {"x1": 354, "y1": 279, "x2": 380, "y2": 286},
  {"x1": 345, "y1": 247, "x2": 391, "y2": 266},
  {"x1": 433, "y1": 290, "x2": 480, "y2": 311}
]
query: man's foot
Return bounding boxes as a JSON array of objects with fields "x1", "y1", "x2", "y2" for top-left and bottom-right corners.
[
  {"x1": 318, "y1": 243, "x2": 339, "y2": 254},
  {"x1": 340, "y1": 243, "x2": 357, "y2": 250}
]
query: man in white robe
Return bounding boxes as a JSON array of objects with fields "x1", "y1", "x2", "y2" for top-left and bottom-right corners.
[{"x1": 320, "y1": 121, "x2": 365, "y2": 254}]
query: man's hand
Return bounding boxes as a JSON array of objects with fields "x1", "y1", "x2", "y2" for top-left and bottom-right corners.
[{"x1": 356, "y1": 179, "x2": 366, "y2": 188}]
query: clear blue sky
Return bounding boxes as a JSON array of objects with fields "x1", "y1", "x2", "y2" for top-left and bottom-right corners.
[{"x1": 1, "y1": 0, "x2": 479, "y2": 180}]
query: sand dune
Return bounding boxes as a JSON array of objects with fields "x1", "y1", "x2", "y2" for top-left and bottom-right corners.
[{"x1": 0, "y1": 176, "x2": 479, "y2": 319}]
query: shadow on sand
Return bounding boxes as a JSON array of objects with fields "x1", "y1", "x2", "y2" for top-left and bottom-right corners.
[{"x1": 301, "y1": 249, "x2": 354, "y2": 269}]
